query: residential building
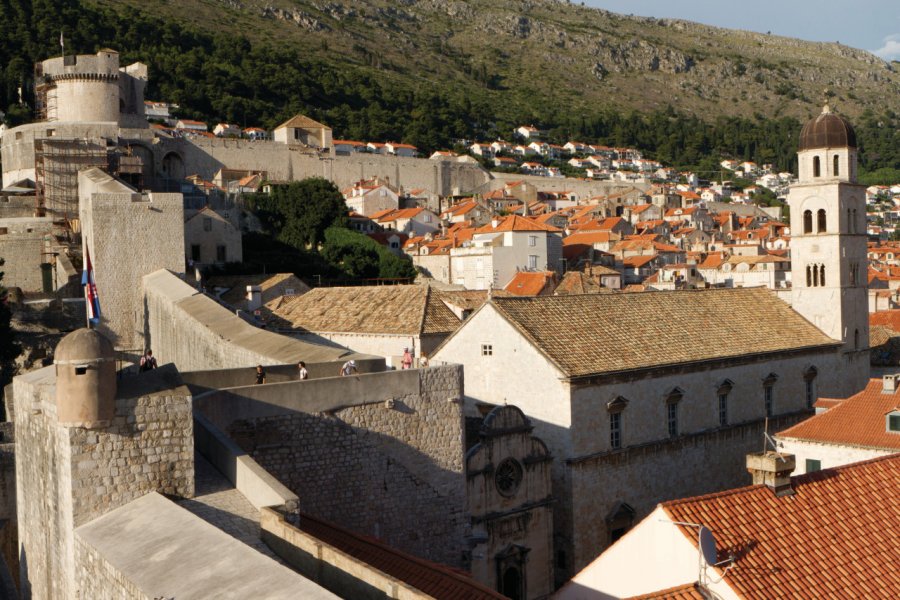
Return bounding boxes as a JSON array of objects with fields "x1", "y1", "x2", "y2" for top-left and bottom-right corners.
[
  {"x1": 213, "y1": 123, "x2": 241, "y2": 137},
  {"x1": 184, "y1": 206, "x2": 241, "y2": 266},
  {"x1": 342, "y1": 177, "x2": 400, "y2": 216},
  {"x1": 273, "y1": 114, "x2": 332, "y2": 151}
]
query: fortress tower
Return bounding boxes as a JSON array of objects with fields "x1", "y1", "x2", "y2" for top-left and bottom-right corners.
[{"x1": 788, "y1": 105, "x2": 869, "y2": 396}]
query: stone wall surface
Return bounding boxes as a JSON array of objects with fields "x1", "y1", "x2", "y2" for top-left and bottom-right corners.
[
  {"x1": 73, "y1": 535, "x2": 148, "y2": 600},
  {"x1": 203, "y1": 366, "x2": 468, "y2": 567},
  {"x1": 567, "y1": 412, "x2": 807, "y2": 572}
]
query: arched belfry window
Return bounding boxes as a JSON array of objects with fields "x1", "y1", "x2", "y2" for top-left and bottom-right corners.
[
  {"x1": 813, "y1": 156, "x2": 821, "y2": 177},
  {"x1": 833, "y1": 155, "x2": 840, "y2": 177},
  {"x1": 852, "y1": 209, "x2": 858, "y2": 233},
  {"x1": 854, "y1": 329, "x2": 860, "y2": 350},
  {"x1": 806, "y1": 265, "x2": 812, "y2": 287},
  {"x1": 817, "y1": 209, "x2": 826, "y2": 233},
  {"x1": 819, "y1": 264, "x2": 825, "y2": 286},
  {"x1": 803, "y1": 210, "x2": 813, "y2": 234}
]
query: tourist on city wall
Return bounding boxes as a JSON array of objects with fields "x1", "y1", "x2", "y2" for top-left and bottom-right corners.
[
  {"x1": 340, "y1": 360, "x2": 358, "y2": 376},
  {"x1": 255, "y1": 364, "x2": 266, "y2": 384},
  {"x1": 139, "y1": 349, "x2": 158, "y2": 372},
  {"x1": 401, "y1": 347, "x2": 413, "y2": 370},
  {"x1": 297, "y1": 361, "x2": 309, "y2": 380}
]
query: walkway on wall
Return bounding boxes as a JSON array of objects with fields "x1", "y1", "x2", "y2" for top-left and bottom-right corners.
[{"x1": 178, "y1": 452, "x2": 283, "y2": 563}]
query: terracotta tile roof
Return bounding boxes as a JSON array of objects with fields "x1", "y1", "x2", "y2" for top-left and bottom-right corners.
[
  {"x1": 622, "y1": 255, "x2": 656, "y2": 268},
  {"x1": 662, "y1": 455, "x2": 900, "y2": 599},
  {"x1": 563, "y1": 231, "x2": 614, "y2": 246},
  {"x1": 435, "y1": 290, "x2": 490, "y2": 312},
  {"x1": 555, "y1": 271, "x2": 602, "y2": 295},
  {"x1": 870, "y1": 310, "x2": 900, "y2": 333},
  {"x1": 487, "y1": 288, "x2": 838, "y2": 379},
  {"x1": 778, "y1": 378, "x2": 900, "y2": 450},
  {"x1": 269, "y1": 285, "x2": 459, "y2": 335},
  {"x1": 295, "y1": 511, "x2": 506, "y2": 600},
  {"x1": 504, "y1": 271, "x2": 556, "y2": 296},
  {"x1": 625, "y1": 583, "x2": 707, "y2": 600},
  {"x1": 474, "y1": 215, "x2": 561, "y2": 233},
  {"x1": 206, "y1": 273, "x2": 309, "y2": 308},
  {"x1": 276, "y1": 114, "x2": 329, "y2": 130}
]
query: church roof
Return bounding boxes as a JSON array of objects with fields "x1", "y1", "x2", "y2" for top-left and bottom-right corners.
[
  {"x1": 484, "y1": 288, "x2": 838, "y2": 379},
  {"x1": 275, "y1": 114, "x2": 330, "y2": 131},
  {"x1": 798, "y1": 105, "x2": 857, "y2": 150},
  {"x1": 268, "y1": 285, "x2": 460, "y2": 336}
]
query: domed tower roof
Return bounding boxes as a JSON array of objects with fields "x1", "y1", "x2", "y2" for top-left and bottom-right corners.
[
  {"x1": 798, "y1": 104, "x2": 857, "y2": 151},
  {"x1": 54, "y1": 328, "x2": 115, "y2": 364}
]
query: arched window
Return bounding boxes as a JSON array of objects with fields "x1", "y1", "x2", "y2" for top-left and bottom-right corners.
[
  {"x1": 854, "y1": 329, "x2": 860, "y2": 350},
  {"x1": 803, "y1": 210, "x2": 813, "y2": 234},
  {"x1": 806, "y1": 265, "x2": 812, "y2": 287},
  {"x1": 852, "y1": 209, "x2": 858, "y2": 233},
  {"x1": 850, "y1": 263, "x2": 858, "y2": 286},
  {"x1": 804, "y1": 367, "x2": 818, "y2": 409},
  {"x1": 606, "y1": 502, "x2": 636, "y2": 544},
  {"x1": 812, "y1": 264, "x2": 819, "y2": 287},
  {"x1": 819, "y1": 264, "x2": 825, "y2": 286},
  {"x1": 813, "y1": 156, "x2": 821, "y2": 177},
  {"x1": 833, "y1": 154, "x2": 840, "y2": 177},
  {"x1": 817, "y1": 209, "x2": 826, "y2": 233}
]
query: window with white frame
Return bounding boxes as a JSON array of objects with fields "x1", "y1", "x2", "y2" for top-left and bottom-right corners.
[
  {"x1": 528, "y1": 235, "x2": 538, "y2": 247},
  {"x1": 528, "y1": 255, "x2": 538, "y2": 270}
]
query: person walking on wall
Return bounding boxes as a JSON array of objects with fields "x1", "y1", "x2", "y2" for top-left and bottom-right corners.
[
  {"x1": 298, "y1": 361, "x2": 309, "y2": 380},
  {"x1": 255, "y1": 364, "x2": 267, "y2": 385},
  {"x1": 339, "y1": 360, "x2": 358, "y2": 376},
  {"x1": 139, "y1": 349, "x2": 157, "y2": 372},
  {"x1": 401, "y1": 347, "x2": 413, "y2": 370}
]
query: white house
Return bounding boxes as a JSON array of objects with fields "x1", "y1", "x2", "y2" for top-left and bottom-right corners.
[
  {"x1": 213, "y1": 123, "x2": 241, "y2": 138},
  {"x1": 342, "y1": 177, "x2": 400, "y2": 216},
  {"x1": 373, "y1": 207, "x2": 440, "y2": 237},
  {"x1": 559, "y1": 453, "x2": 900, "y2": 599},
  {"x1": 385, "y1": 142, "x2": 419, "y2": 158},
  {"x1": 175, "y1": 119, "x2": 207, "y2": 132},
  {"x1": 776, "y1": 374, "x2": 900, "y2": 474},
  {"x1": 470, "y1": 143, "x2": 494, "y2": 158},
  {"x1": 333, "y1": 140, "x2": 368, "y2": 155},
  {"x1": 448, "y1": 215, "x2": 562, "y2": 290},
  {"x1": 516, "y1": 125, "x2": 541, "y2": 140}
]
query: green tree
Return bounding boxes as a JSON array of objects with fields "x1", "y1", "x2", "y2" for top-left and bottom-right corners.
[
  {"x1": 250, "y1": 178, "x2": 348, "y2": 250},
  {"x1": 0, "y1": 258, "x2": 21, "y2": 393},
  {"x1": 321, "y1": 227, "x2": 416, "y2": 280}
]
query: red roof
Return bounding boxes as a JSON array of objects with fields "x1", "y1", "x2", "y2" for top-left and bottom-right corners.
[
  {"x1": 474, "y1": 215, "x2": 561, "y2": 233},
  {"x1": 778, "y1": 378, "x2": 900, "y2": 450},
  {"x1": 504, "y1": 271, "x2": 556, "y2": 296},
  {"x1": 563, "y1": 231, "x2": 613, "y2": 246},
  {"x1": 296, "y1": 511, "x2": 506, "y2": 600},
  {"x1": 625, "y1": 583, "x2": 707, "y2": 600},
  {"x1": 870, "y1": 310, "x2": 900, "y2": 333},
  {"x1": 663, "y1": 454, "x2": 900, "y2": 599}
]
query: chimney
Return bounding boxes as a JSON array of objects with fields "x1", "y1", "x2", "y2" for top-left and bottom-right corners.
[
  {"x1": 246, "y1": 285, "x2": 262, "y2": 311},
  {"x1": 746, "y1": 451, "x2": 795, "y2": 497},
  {"x1": 491, "y1": 217, "x2": 500, "y2": 229},
  {"x1": 883, "y1": 374, "x2": 900, "y2": 394}
]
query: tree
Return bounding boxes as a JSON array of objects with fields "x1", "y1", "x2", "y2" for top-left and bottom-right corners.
[
  {"x1": 250, "y1": 178, "x2": 348, "y2": 250},
  {"x1": 321, "y1": 227, "x2": 416, "y2": 280},
  {"x1": 0, "y1": 258, "x2": 21, "y2": 393}
]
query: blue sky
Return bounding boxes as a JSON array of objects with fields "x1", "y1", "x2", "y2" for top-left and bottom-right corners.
[{"x1": 585, "y1": 1, "x2": 900, "y2": 61}]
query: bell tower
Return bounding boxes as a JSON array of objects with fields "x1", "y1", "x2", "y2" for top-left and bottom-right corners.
[{"x1": 788, "y1": 104, "x2": 869, "y2": 395}]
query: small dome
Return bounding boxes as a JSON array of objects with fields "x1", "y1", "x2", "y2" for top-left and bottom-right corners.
[
  {"x1": 798, "y1": 105, "x2": 857, "y2": 150},
  {"x1": 54, "y1": 328, "x2": 115, "y2": 363}
]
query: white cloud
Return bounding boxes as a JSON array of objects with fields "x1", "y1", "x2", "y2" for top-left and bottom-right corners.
[{"x1": 872, "y1": 34, "x2": 900, "y2": 61}]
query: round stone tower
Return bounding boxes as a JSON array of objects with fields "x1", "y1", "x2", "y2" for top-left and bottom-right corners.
[
  {"x1": 54, "y1": 328, "x2": 117, "y2": 428},
  {"x1": 37, "y1": 50, "x2": 121, "y2": 123}
]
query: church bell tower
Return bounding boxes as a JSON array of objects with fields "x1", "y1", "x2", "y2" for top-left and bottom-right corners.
[{"x1": 788, "y1": 104, "x2": 869, "y2": 395}]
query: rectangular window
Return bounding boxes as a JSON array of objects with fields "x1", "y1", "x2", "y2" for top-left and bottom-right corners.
[
  {"x1": 806, "y1": 459, "x2": 821, "y2": 473},
  {"x1": 667, "y1": 402, "x2": 678, "y2": 438},
  {"x1": 528, "y1": 255, "x2": 538, "y2": 270},
  {"x1": 764, "y1": 385, "x2": 774, "y2": 417},
  {"x1": 481, "y1": 343, "x2": 493, "y2": 357},
  {"x1": 191, "y1": 244, "x2": 201, "y2": 262},
  {"x1": 889, "y1": 414, "x2": 900, "y2": 432},
  {"x1": 610, "y1": 412, "x2": 621, "y2": 449},
  {"x1": 805, "y1": 379, "x2": 815, "y2": 409},
  {"x1": 216, "y1": 245, "x2": 226, "y2": 262},
  {"x1": 203, "y1": 217, "x2": 212, "y2": 232},
  {"x1": 718, "y1": 393, "x2": 728, "y2": 426},
  {"x1": 529, "y1": 235, "x2": 538, "y2": 247}
]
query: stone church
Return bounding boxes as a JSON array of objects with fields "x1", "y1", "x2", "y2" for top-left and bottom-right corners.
[{"x1": 432, "y1": 105, "x2": 870, "y2": 584}]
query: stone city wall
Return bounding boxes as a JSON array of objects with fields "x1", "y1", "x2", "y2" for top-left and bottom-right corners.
[
  {"x1": 73, "y1": 535, "x2": 148, "y2": 600},
  {"x1": 197, "y1": 366, "x2": 468, "y2": 567}
]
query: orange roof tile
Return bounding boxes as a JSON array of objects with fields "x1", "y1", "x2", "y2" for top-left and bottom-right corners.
[
  {"x1": 563, "y1": 231, "x2": 614, "y2": 246},
  {"x1": 778, "y1": 378, "x2": 900, "y2": 450},
  {"x1": 663, "y1": 455, "x2": 900, "y2": 599},
  {"x1": 474, "y1": 215, "x2": 561, "y2": 233},
  {"x1": 625, "y1": 583, "x2": 707, "y2": 600},
  {"x1": 504, "y1": 271, "x2": 556, "y2": 296},
  {"x1": 870, "y1": 310, "x2": 900, "y2": 333}
]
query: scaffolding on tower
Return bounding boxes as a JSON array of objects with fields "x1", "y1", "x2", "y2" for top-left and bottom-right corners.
[{"x1": 33, "y1": 138, "x2": 109, "y2": 224}]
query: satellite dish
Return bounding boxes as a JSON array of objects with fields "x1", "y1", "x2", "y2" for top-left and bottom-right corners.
[{"x1": 699, "y1": 526, "x2": 718, "y2": 566}]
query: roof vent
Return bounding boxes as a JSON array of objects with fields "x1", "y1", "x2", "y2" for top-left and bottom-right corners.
[
  {"x1": 746, "y1": 451, "x2": 795, "y2": 497},
  {"x1": 883, "y1": 375, "x2": 900, "y2": 394}
]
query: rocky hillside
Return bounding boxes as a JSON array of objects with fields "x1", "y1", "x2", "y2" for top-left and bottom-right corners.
[{"x1": 91, "y1": 0, "x2": 900, "y2": 121}]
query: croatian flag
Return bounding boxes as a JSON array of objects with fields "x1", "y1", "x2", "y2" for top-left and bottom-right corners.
[{"x1": 82, "y1": 245, "x2": 101, "y2": 324}]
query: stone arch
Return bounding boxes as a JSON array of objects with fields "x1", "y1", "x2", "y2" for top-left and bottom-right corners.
[
  {"x1": 127, "y1": 144, "x2": 155, "y2": 182},
  {"x1": 817, "y1": 209, "x2": 826, "y2": 233},
  {"x1": 813, "y1": 155, "x2": 821, "y2": 177},
  {"x1": 803, "y1": 209, "x2": 813, "y2": 234},
  {"x1": 161, "y1": 151, "x2": 185, "y2": 180},
  {"x1": 833, "y1": 154, "x2": 840, "y2": 177}
]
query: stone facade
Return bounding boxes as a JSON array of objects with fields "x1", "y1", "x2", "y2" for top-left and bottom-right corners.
[
  {"x1": 466, "y1": 406, "x2": 554, "y2": 600},
  {"x1": 78, "y1": 169, "x2": 185, "y2": 352},
  {"x1": 184, "y1": 207, "x2": 242, "y2": 266},
  {"x1": 13, "y1": 363, "x2": 193, "y2": 599},
  {"x1": 73, "y1": 535, "x2": 148, "y2": 600},
  {"x1": 197, "y1": 366, "x2": 469, "y2": 569},
  {"x1": 0, "y1": 218, "x2": 55, "y2": 292}
]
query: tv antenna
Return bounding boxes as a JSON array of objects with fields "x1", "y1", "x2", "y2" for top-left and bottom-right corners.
[
  {"x1": 663, "y1": 520, "x2": 736, "y2": 586},
  {"x1": 762, "y1": 417, "x2": 789, "y2": 462}
]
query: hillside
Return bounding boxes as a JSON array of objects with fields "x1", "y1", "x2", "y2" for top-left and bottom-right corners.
[
  {"x1": 1, "y1": 0, "x2": 898, "y2": 176},
  {"x1": 91, "y1": 0, "x2": 900, "y2": 121}
]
